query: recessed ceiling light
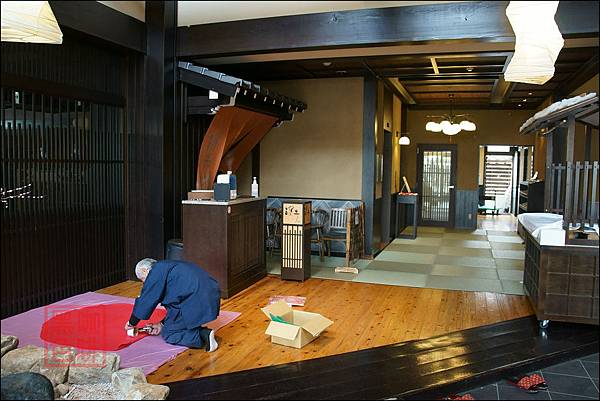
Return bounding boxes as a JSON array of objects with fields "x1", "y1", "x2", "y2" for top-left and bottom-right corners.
[
  {"x1": 322, "y1": 61, "x2": 332, "y2": 67},
  {"x1": 518, "y1": 104, "x2": 522, "y2": 107},
  {"x1": 528, "y1": 92, "x2": 533, "y2": 95},
  {"x1": 336, "y1": 70, "x2": 347, "y2": 74},
  {"x1": 523, "y1": 98, "x2": 527, "y2": 102},
  {"x1": 466, "y1": 67, "x2": 474, "y2": 72}
]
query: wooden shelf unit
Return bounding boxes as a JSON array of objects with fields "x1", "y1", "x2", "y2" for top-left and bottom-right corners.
[{"x1": 518, "y1": 181, "x2": 544, "y2": 215}]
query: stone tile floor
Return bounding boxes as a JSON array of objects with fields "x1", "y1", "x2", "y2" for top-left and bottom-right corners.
[{"x1": 460, "y1": 353, "x2": 599, "y2": 400}]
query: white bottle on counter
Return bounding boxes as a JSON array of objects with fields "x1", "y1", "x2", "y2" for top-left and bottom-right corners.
[
  {"x1": 251, "y1": 177, "x2": 259, "y2": 198},
  {"x1": 227, "y1": 170, "x2": 237, "y2": 199}
]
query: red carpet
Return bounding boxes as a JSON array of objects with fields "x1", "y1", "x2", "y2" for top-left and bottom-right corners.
[{"x1": 40, "y1": 303, "x2": 167, "y2": 351}]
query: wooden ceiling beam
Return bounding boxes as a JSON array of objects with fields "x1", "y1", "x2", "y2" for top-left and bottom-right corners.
[
  {"x1": 430, "y1": 57, "x2": 440, "y2": 75},
  {"x1": 405, "y1": 78, "x2": 497, "y2": 86},
  {"x1": 385, "y1": 78, "x2": 416, "y2": 105},
  {"x1": 178, "y1": 1, "x2": 598, "y2": 58},
  {"x1": 393, "y1": 72, "x2": 503, "y2": 80},
  {"x1": 49, "y1": 0, "x2": 145, "y2": 53},
  {"x1": 555, "y1": 54, "x2": 599, "y2": 97},
  {"x1": 490, "y1": 53, "x2": 516, "y2": 104}
]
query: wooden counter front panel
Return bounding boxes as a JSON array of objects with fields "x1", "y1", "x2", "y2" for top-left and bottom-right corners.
[
  {"x1": 227, "y1": 201, "x2": 265, "y2": 296},
  {"x1": 182, "y1": 200, "x2": 266, "y2": 298}
]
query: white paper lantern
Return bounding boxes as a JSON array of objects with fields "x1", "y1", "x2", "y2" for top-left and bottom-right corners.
[
  {"x1": 1, "y1": 1, "x2": 63, "y2": 44},
  {"x1": 504, "y1": 1, "x2": 563, "y2": 85}
]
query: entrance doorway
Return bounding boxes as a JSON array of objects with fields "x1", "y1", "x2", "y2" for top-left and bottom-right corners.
[
  {"x1": 417, "y1": 144, "x2": 457, "y2": 227},
  {"x1": 478, "y1": 145, "x2": 534, "y2": 215}
]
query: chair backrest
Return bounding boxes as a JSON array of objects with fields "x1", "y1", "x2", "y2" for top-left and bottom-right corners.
[
  {"x1": 329, "y1": 208, "x2": 347, "y2": 230},
  {"x1": 266, "y1": 208, "x2": 280, "y2": 225},
  {"x1": 312, "y1": 209, "x2": 329, "y2": 226}
]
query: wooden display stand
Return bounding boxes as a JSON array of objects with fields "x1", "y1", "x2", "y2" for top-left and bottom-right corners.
[
  {"x1": 522, "y1": 226, "x2": 599, "y2": 327},
  {"x1": 182, "y1": 198, "x2": 266, "y2": 298},
  {"x1": 281, "y1": 201, "x2": 311, "y2": 281},
  {"x1": 395, "y1": 193, "x2": 419, "y2": 239}
]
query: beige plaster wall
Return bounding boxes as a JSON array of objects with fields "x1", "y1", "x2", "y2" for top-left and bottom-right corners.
[{"x1": 258, "y1": 77, "x2": 364, "y2": 199}]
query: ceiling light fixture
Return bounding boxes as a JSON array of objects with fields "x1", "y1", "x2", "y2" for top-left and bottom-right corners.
[
  {"x1": 1, "y1": 1, "x2": 63, "y2": 44},
  {"x1": 322, "y1": 61, "x2": 332, "y2": 67},
  {"x1": 399, "y1": 135, "x2": 411, "y2": 145},
  {"x1": 504, "y1": 1, "x2": 564, "y2": 85},
  {"x1": 466, "y1": 66, "x2": 474, "y2": 72},
  {"x1": 528, "y1": 92, "x2": 533, "y2": 95},
  {"x1": 425, "y1": 94, "x2": 476, "y2": 136}
]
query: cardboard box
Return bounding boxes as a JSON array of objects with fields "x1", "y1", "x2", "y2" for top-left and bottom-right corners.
[{"x1": 261, "y1": 301, "x2": 333, "y2": 349}]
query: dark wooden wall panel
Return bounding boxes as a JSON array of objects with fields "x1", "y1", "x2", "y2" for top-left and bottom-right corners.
[
  {"x1": 1, "y1": 37, "x2": 127, "y2": 318},
  {"x1": 455, "y1": 190, "x2": 479, "y2": 229}
]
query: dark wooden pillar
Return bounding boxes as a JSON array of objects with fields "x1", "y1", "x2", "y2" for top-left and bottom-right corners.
[
  {"x1": 584, "y1": 125, "x2": 592, "y2": 161},
  {"x1": 252, "y1": 144, "x2": 260, "y2": 181},
  {"x1": 143, "y1": 1, "x2": 177, "y2": 261},
  {"x1": 163, "y1": 1, "x2": 178, "y2": 245},
  {"x1": 381, "y1": 130, "x2": 392, "y2": 243},
  {"x1": 563, "y1": 115, "x2": 576, "y2": 231},
  {"x1": 544, "y1": 132, "x2": 554, "y2": 212},
  {"x1": 362, "y1": 77, "x2": 377, "y2": 256}
]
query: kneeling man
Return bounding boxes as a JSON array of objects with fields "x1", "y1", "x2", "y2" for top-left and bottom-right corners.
[{"x1": 125, "y1": 258, "x2": 221, "y2": 352}]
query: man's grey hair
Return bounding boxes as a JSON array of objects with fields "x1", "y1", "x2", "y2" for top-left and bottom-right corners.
[{"x1": 135, "y1": 258, "x2": 157, "y2": 279}]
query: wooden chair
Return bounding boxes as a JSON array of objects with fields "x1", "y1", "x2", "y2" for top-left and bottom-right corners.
[
  {"x1": 311, "y1": 209, "x2": 329, "y2": 261},
  {"x1": 266, "y1": 208, "x2": 282, "y2": 256},
  {"x1": 323, "y1": 207, "x2": 363, "y2": 269}
]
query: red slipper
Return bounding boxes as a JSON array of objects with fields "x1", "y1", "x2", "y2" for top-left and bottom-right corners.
[
  {"x1": 442, "y1": 394, "x2": 475, "y2": 400},
  {"x1": 529, "y1": 374, "x2": 548, "y2": 390},
  {"x1": 507, "y1": 375, "x2": 541, "y2": 393}
]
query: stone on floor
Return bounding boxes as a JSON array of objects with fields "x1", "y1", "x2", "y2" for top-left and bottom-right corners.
[
  {"x1": 1, "y1": 345, "x2": 45, "y2": 376},
  {"x1": 111, "y1": 367, "x2": 147, "y2": 395},
  {"x1": 125, "y1": 383, "x2": 170, "y2": 400},
  {"x1": 1, "y1": 335, "x2": 19, "y2": 358},
  {"x1": 0, "y1": 372, "x2": 54, "y2": 400},
  {"x1": 63, "y1": 383, "x2": 124, "y2": 400},
  {"x1": 68, "y1": 353, "x2": 120, "y2": 384}
]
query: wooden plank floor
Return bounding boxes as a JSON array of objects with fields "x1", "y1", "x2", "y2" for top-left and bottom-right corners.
[{"x1": 97, "y1": 276, "x2": 534, "y2": 384}]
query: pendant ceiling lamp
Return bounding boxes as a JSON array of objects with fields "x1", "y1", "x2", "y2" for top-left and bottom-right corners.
[
  {"x1": 504, "y1": 1, "x2": 563, "y2": 85},
  {"x1": 425, "y1": 94, "x2": 476, "y2": 136},
  {"x1": 1, "y1": 1, "x2": 63, "y2": 44}
]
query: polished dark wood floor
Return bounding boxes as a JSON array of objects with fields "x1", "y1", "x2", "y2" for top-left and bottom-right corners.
[
  {"x1": 166, "y1": 316, "x2": 599, "y2": 400},
  {"x1": 97, "y1": 277, "x2": 533, "y2": 383}
]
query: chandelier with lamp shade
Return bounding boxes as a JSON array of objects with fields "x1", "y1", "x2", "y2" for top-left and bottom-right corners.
[{"x1": 425, "y1": 94, "x2": 477, "y2": 136}]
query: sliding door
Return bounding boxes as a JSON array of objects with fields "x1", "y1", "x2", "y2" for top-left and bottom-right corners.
[{"x1": 417, "y1": 144, "x2": 457, "y2": 227}]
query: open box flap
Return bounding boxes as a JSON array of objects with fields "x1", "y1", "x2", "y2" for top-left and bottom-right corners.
[
  {"x1": 265, "y1": 321, "x2": 301, "y2": 341},
  {"x1": 300, "y1": 314, "x2": 334, "y2": 337},
  {"x1": 261, "y1": 300, "x2": 293, "y2": 320}
]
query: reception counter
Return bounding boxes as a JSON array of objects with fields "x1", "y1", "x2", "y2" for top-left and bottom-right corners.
[{"x1": 182, "y1": 197, "x2": 266, "y2": 298}]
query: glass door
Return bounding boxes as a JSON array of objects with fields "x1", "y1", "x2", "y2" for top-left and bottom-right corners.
[{"x1": 417, "y1": 145, "x2": 457, "y2": 227}]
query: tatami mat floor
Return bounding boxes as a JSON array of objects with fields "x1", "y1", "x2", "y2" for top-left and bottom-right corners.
[{"x1": 267, "y1": 215, "x2": 526, "y2": 295}]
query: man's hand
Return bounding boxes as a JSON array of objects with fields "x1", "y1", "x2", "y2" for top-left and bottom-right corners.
[{"x1": 146, "y1": 323, "x2": 163, "y2": 336}]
